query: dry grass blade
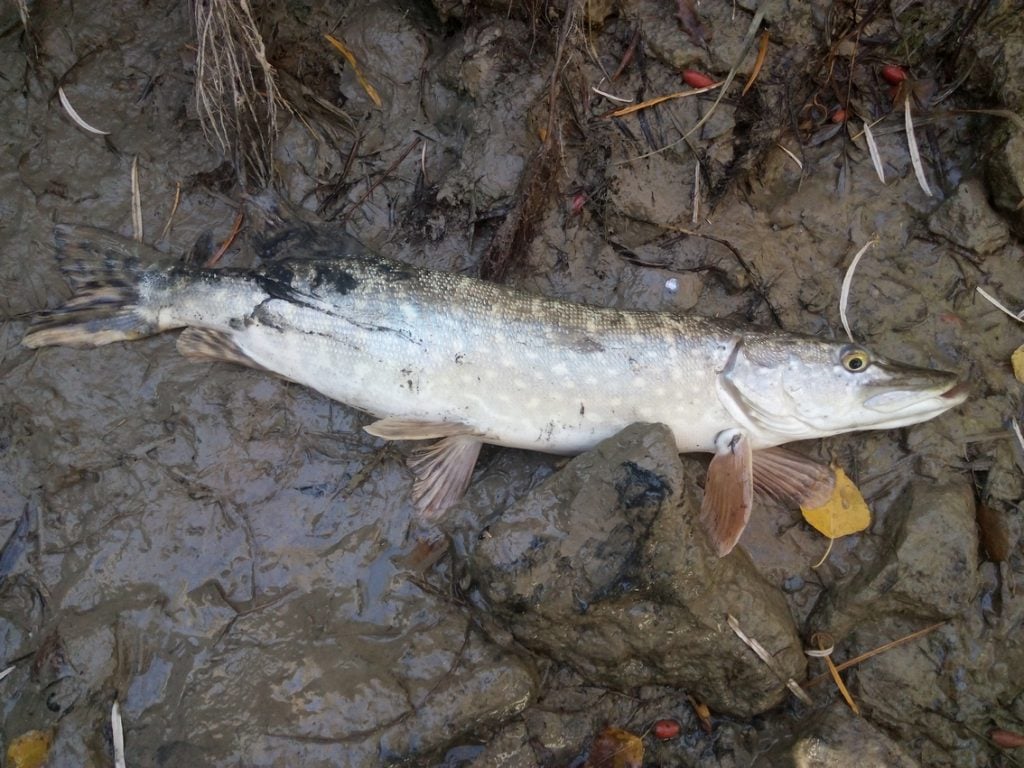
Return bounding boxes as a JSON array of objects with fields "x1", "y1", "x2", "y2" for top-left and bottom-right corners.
[
  {"x1": 904, "y1": 94, "x2": 932, "y2": 196},
  {"x1": 727, "y1": 614, "x2": 813, "y2": 705},
  {"x1": 976, "y1": 286, "x2": 1024, "y2": 322},
  {"x1": 741, "y1": 30, "x2": 769, "y2": 97},
  {"x1": 607, "y1": 82, "x2": 720, "y2": 117},
  {"x1": 839, "y1": 239, "x2": 877, "y2": 342},
  {"x1": 1012, "y1": 418, "x2": 1024, "y2": 455},
  {"x1": 804, "y1": 621, "x2": 946, "y2": 688},
  {"x1": 955, "y1": 108, "x2": 1024, "y2": 134},
  {"x1": 57, "y1": 86, "x2": 110, "y2": 135},
  {"x1": 159, "y1": 182, "x2": 182, "y2": 241},
  {"x1": 112, "y1": 700, "x2": 126, "y2": 768},
  {"x1": 777, "y1": 143, "x2": 803, "y2": 169},
  {"x1": 15, "y1": 0, "x2": 29, "y2": 32},
  {"x1": 130, "y1": 156, "x2": 143, "y2": 243},
  {"x1": 683, "y1": 5, "x2": 767, "y2": 140},
  {"x1": 691, "y1": 160, "x2": 700, "y2": 224},
  {"x1": 862, "y1": 120, "x2": 885, "y2": 184},
  {"x1": 193, "y1": 0, "x2": 281, "y2": 188},
  {"x1": 324, "y1": 34, "x2": 383, "y2": 108},
  {"x1": 0, "y1": 664, "x2": 14, "y2": 683}
]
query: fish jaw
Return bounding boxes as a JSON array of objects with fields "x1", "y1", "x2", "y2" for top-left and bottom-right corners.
[{"x1": 716, "y1": 334, "x2": 968, "y2": 447}]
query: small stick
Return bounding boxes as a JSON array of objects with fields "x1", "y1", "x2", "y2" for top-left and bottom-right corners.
[
  {"x1": 338, "y1": 137, "x2": 421, "y2": 223},
  {"x1": 804, "y1": 621, "x2": 946, "y2": 688},
  {"x1": 159, "y1": 182, "x2": 182, "y2": 241},
  {"x1": 606, "y1": 82, "x2": 721, "y2": 118},
  {"x1": 205, "y1": 211, "x2": 245, "y2": 267},
  {"x1": 741, "y1": 31, "x2": 769, "y2": 96},
  {"x1": 130, "y1": 156, "x2": 143, "y2": 243},
  {"x1": 728, "y1": 614, "x2": 813, "y2": 705}
]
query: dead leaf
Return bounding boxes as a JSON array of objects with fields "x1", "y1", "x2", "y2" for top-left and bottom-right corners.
[
  {"x1": 977, "y1": 502, "x2": 1011, "y2": 562},
  {"x1": 324, "y1": 34, "x2": 382, "y2": 108},
  {"x1": 1012, "y1": 344, "x2": 1024, "y2": 384},
  {"x1": 6, "y1": 730, "x2": 53, "y2": 768},
  {"x1": 583, "y1": 726, "x2": 644, "y2": 768},
  {"x1": 801, "y1": 467, "x2": 870, "y2": 539}
]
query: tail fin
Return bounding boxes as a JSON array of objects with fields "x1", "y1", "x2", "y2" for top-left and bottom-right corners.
[{"x1": 22, "y1": 225, "x2": 166, "y2": 349}]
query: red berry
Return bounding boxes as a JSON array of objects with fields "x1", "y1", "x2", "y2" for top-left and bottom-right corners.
[
  {"x1": 881, "y1": 65, "x2": 908, "y2": 85},
  {"x1": 682, "y1": 70, "x2": 715, "y2": 88},
  {"x1": 652, "y1": 719, "x2": 681, "y2": 740},
  {"x1": 831, "y1": 108, "x2": 847, "y2": 123}
]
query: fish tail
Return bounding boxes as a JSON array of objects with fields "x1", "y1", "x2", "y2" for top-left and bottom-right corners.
[{"x1": 22, "y1": 225, "x2": 167, "y2": 349}]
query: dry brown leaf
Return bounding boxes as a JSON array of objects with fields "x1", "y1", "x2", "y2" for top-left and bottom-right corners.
[
  {"x1": 324, "y1": 34, "x2": 382, "y2": 108},
  {"x1": 800, "y1": 467, "x2": 870, "y2": 539},
  {"x1": 583, "y1": 726, "x2": 644, "y2": 768}
]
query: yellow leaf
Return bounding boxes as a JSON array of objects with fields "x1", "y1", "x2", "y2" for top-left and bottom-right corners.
[
  {"x1": 800, "y1": 467, "x2": 870, "y2": 539},
  {"x1": 1012, "y1": 344, "x2": 1024, "y2": 384},
  {"x1": 324, "y1": 34, "x2": 383, "y2": 108},
  {"x1": 7, "y1": 730, "x2": 53, "y2": 768}
]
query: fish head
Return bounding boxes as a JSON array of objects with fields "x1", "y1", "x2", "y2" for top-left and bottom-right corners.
[{"x1": 717, "y1": 333, "x2": 968, "y2": 445}]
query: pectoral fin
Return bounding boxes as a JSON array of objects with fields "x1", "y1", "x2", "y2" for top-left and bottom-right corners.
[
  {"x1": 752, "y1": 447, "x2": 835, "y2": 509},
  {"x1": 700, "y1": 430, "x2": 753, "y2": 556},
  {"x1": 364, "y1": 418, "x2": 484, "y2": 519}
]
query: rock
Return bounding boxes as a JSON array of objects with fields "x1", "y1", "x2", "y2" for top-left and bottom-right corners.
[
  {"x1": 763, "y1": 703, "x2": 921, "y2": 767},
  {"x1": 809, "y1": 481, "x2": 979, "y2": 638},
  {"x1": 985, "y1": 129, "x2": 1024, "y2": 238},
  {"x1": 466, "y1": 423, "x2": 806, "y2": 717},
  {"x1": 927, "y1": 178, "x2": 1009, "y2": 256}
]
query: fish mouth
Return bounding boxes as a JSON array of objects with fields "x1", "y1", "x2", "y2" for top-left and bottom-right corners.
[{"x1": 862, "y1": 372, "x2": 968, "y2": 415}]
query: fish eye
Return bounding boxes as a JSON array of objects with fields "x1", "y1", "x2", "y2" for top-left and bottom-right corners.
[{"x1": 841, "y1": 348, "x2": 870, "y2": 372}]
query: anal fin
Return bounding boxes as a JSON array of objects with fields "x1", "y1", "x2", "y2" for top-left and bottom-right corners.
[
  {"x1": 752, "y1": 447, "x2": 835, "y2": 509},
  {"x1": 700, "y1": 430, "x2": 753, "y2": 556},
  {"x1": 176, "y1": 328, "x2": 269, "y2": 372}
]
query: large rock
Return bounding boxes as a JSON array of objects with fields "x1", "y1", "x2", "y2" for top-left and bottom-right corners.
[
  {"x1": 465, "y1": 423, "x2": 806, "y2": 717},
  {"x1": 927, "y1": 178, "x2": 1009, "y2": 256},
  {"x1": 763, "y1": 703, "x2": 921, "y2": 767},
  {"x1": 809, "y1": 481, "x2": 978, "y2": 638}
]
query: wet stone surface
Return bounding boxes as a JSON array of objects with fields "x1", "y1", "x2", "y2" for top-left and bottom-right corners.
[{"x1": 1, "y1": 0, "x2": 1023, "y2": 766}]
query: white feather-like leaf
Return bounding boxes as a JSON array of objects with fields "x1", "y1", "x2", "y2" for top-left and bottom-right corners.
[
  {"x1": 904, "y1": 95, "x2": 932, "y2": 196},
  {"x1": 57, "y1": 86, "x2": 110, "y2": 135},
  {"x1": 839, "y1": 240, "x2": 877, "y2": 342},
  {"x1": 863, "y1": 120, "x2": 885, "y2": 184}
]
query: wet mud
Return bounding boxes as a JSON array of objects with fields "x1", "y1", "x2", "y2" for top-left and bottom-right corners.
[{"x1": 1, "y1": 1, "x2": 1023, "y2": 766}]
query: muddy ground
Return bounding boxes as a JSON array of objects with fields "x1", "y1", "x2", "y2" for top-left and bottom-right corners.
[{"x1": 1, "y1": 0, "x2": 1023, "y2": 766}]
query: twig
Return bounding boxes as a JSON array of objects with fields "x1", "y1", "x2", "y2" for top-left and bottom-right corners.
[
  {"x1": 205, "y1": 211, "x2": 244, "y2": 267},
  {"x1": 728, "y1": 614, "x2": 813, "y2": 705},
  {"x1": 337, "y1": 137, "x2": 421, "y2": 224},
  {"x1": 607, "y1": 82, "x2": 721, "y2": 118},
  {"x1": 159, "y1": 181, "x2": 182, "y2": 241},
  {"x1": 804, "y1": 621, "x2": 946, "y2": 688},
  {"x1": 741, "y1": 30, "x2": 769, "y2": 96},
  {"x1": 130, "y1": 156, "x2": 143, "y2": 243}
]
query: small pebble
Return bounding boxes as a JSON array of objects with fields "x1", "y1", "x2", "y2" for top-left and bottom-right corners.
[{"x1": 664, "y1": 278, "x2": 679, "y2": 294}]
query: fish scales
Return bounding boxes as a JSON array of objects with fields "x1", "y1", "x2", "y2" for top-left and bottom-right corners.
[{"x1": 152, "y1": 255, "x2": 737, "y2": 454}]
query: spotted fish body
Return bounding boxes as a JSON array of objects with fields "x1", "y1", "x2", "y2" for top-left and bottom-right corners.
[{"x1": 23, "y1": 225, "x2": 968, "y2": 554}]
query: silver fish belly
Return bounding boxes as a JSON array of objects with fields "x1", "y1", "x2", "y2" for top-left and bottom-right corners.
[{"x1": 23, "y1": 225, "x2": 968, "y2": 555}]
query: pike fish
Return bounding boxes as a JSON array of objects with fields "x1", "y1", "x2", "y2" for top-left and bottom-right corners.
[{"x1": 22, "y1": 224, "x2": 968, "y2": 554}]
